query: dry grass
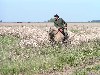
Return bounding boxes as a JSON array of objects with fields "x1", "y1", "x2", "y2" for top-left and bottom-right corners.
[
  {"x1": 0, "y1": 22, "x2": 100, "y2": 47},
  {"x1": 0, "y1": 22, "x2": 100, "y2": 75}
]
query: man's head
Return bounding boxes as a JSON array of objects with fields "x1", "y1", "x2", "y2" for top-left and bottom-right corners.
[{"x1": 54, "y1": 14, "x2": 59, "y2": 20}]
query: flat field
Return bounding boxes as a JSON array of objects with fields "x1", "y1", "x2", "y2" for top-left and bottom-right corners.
[{"x1": 0, "y1": 22, "x2": 100, "y2": 75}]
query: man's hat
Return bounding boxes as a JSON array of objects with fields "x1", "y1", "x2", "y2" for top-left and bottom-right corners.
[{"x1": 54, "y1": 14, "x2": 59, "y2": 18}]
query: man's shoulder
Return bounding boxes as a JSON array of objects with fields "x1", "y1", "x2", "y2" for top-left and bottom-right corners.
[
  {"x1": 59, "y1": 18, "x2": 63, "y2": 20},
  {"x1": 59, "y1": 18, "x2": 63, "y2": 19}
]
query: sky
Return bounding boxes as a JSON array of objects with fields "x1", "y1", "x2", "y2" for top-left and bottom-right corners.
[{"x1": 0, "y1": 0, "x2": 100, "y2": 22}]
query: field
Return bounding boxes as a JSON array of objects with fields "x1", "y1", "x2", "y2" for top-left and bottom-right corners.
[{"x1": 0, "y1": 22, "x2": 100, "y2": 75}]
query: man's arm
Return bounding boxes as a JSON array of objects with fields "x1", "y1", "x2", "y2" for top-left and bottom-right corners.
[
  {"x1": 62, "y1": 19, "x2": 67, "y2": 27},
  {"x1": 54, "y1": 21, "x2": 58, "y2": 28}
]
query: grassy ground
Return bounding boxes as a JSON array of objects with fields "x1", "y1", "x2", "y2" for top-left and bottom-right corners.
[{"x1": 0, "y1": 35, "x2": 100, "y2": 75}]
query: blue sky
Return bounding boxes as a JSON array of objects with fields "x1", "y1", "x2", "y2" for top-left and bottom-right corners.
[{"x1": 0, "y1": 0, "x2": 100, "y2": 22}]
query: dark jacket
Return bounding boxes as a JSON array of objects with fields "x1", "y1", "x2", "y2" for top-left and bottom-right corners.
[{"x1": 54, "y1": 18, "x2": 67, "y2": 28}]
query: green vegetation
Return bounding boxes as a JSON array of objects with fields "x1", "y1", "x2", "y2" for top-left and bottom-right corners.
[
  {"x1": 70, "y1": 29, "x2": 80, "y2": 33},
  {"x1": 48, "y1": 18, "x2": 54, "y2": 22},
  {"x1": 0, "y1": 35, "x2": 100, "y2": 75}
]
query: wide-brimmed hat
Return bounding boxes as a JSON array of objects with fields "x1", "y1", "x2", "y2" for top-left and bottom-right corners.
[{"x1": 54, "y1": 14, "x2": 59, "y2": 18}]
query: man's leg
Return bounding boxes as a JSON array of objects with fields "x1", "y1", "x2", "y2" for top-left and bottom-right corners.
[
  {"x1": 64, "y1": 29, "x2": 69, "y2": 42},
  {"x1": 60, "y1": 29, "x2": 66, "y2": 42},
  {"x1": 58, "y1": 28, "x2": 68, "y2": 41},
  {"x1": 62, "y1": 30, "x2": 65, "y2": 36}
]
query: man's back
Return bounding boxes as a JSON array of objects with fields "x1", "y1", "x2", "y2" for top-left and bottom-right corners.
[{"x1": 54, "y1": 18, "x2": 66, "y2": 28}]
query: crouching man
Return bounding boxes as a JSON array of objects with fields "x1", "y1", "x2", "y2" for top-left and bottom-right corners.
[{"x1": 53, "y1": 14, "x2": 68, "y2": 42}]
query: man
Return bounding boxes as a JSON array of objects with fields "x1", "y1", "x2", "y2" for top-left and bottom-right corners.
[{"x1": 53, "y1": 14, "x2": 68, "y2": 41}]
